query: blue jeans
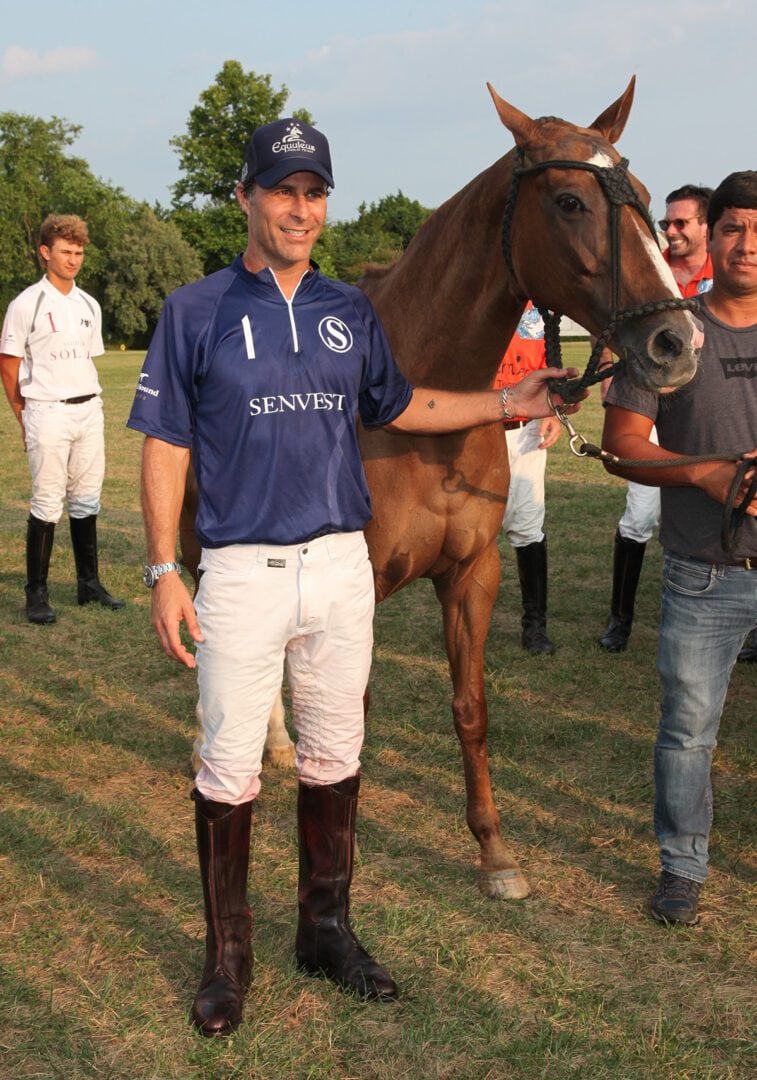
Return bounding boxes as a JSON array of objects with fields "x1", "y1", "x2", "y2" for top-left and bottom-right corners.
[{"x1": 654, "y1": 551, "x2": 757, "y2": 882}]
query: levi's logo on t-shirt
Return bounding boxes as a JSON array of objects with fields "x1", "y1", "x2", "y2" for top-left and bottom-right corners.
[{"x1": 720, "y1": 357, "x2": 757, "y2": 379}]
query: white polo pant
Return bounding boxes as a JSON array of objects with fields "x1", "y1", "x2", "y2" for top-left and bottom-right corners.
[
  {"x1": 23, "y1": 397, "x2": 104, "y2": 522},
  {"x1": 618, "y1": 426, "x2": 661, "y2": 544},
  {"x1": 502, "y1": 420, "x2": 547, "y2": 547},
  {"x1": 194, "y1": 531, "x2": 375, "y2": 804}
]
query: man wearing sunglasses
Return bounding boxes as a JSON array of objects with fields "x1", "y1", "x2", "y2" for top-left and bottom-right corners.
[
  {"x1": 658, "y1": 184, "x2": 714, "y2": 295},
  {"x1": 598, "y1": 185, "x2": 714, "y2": 655}
]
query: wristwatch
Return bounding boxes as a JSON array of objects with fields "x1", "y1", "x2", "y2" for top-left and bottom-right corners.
[{"x1": 143, "y1": 561, "x2": 182, "y2": 588}]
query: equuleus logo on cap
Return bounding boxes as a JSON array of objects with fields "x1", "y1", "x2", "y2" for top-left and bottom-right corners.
[
  {"x1": 241, "y1": 117, "x2": 334, "y2": 188},
  {"x1": 273, "y1": 122, "x2": 316, "y2": 156}
]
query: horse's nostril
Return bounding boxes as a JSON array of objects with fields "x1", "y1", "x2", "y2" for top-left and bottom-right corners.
[{"x1": 654, "y1": 329, "x2": 684, "y2": 358}]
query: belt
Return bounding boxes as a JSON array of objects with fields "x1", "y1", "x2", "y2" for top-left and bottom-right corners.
[
  {"x1": 502, "y1": 419, "x2": 528, "y2": 431},
  {"x1": 672, "y1": 550, "x2": 757, "y2": 571},
  {"x1": 61, "y1": 394, "x2": 97, "y2": 405},
  {"x1": 699, "y1": 552, "x2": 751, "y2": 570}
]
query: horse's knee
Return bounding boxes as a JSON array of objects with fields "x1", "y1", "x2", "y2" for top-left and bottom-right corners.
[{"x1": 452, "y1": 696, "x2": 488, "y2": 745}]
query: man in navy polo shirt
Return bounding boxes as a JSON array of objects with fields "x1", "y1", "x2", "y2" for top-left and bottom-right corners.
[{"x1": 128, "y1": 117, "x2": 579, "y2": 1035}]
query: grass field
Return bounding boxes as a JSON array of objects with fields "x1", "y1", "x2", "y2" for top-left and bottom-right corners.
[{"x1": 0, "y1": 345, "x2": 754, "y2": 1079}]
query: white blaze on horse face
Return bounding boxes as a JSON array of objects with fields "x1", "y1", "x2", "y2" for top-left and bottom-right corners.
[
  {"x1": 631, "y1": 218, "x2": 704, "y2": 352},
  {"x1": 633, "y1": 218, "x2": 680, "y2": 296},
  {"x1": 585, "y1": 149, "x2": 615, "y2": 169},
  {"x1": 581, "y1": 148, "x2": 682, "y2": 300}
]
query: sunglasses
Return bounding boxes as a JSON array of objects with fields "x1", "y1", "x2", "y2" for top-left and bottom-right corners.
[{"x1": 658, "y1": 216, "x2": 699, "y2": 231}]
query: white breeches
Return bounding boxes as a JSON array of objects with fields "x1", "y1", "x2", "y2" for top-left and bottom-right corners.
[
  {"x1": 618, "y1": 426, "x2": 660, "y2": 544},
  {"x1": 194, "y1": 532, "x2": 375, "y2": 804},
  {"x1": 502, "y1": 421, "x2": 547, "y2": 547},
  {"x1": 23, "y1": 397, "x2": 104, "y2": 522}
]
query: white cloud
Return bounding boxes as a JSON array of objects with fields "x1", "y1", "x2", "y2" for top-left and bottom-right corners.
[{"x1": 1, "y1": 45, "x2": 99, "y2": 83}]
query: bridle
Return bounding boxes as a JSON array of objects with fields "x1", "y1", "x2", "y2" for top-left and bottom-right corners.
[
  {"x1": 500, "y1": 142, "x2": 756, "y2": 556},
  {"x1": 500, "y1": 142, "x2": 698, "y2": 404}
]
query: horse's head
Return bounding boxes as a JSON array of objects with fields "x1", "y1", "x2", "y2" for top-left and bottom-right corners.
[{"x1": 488, "y1": 78, "x2": 701, "y2": 393}]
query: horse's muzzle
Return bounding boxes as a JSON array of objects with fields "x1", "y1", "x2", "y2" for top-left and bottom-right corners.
[{"x1": 625, "y1": 312, "x2": 702, "y2": 392}]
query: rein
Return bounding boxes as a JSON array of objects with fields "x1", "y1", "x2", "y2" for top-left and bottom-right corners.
[
  {"x1": 548, "y1": 395, "x2": 757, "y2": 556},
  {"x1": 500, "y1": 144, "x2": 697, "y2": 403}
]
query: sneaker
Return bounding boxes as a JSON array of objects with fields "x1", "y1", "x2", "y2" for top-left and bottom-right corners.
[{"x1": 649, "y1": 870, "x2": 701, "y2": 925}]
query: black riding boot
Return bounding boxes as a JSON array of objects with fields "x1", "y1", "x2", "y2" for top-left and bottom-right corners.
[
  {"x1": 69, "y1": 515, "x2": 124, "y2": 608},
  {"x1": 25, "y1": 515, "x2": 57, "y2": 624},
  {"x1": 295, "y1": 775, "x2": 398, "y2": 1002},
  {"x1": 737, "y1": 628, "x2": 757, "y2": 663},
  {"x1": 598, "y1": 530, "x2": 647, "y2": 653},
  {"x1": 190, "y1": 790, "x2": 254, "y2": 1036},
  {"x1": 515, "y1": 539, "x2": 556, "y2": 655}
]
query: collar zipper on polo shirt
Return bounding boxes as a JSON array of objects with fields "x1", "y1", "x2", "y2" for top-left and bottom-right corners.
[{"x1": 269, "y1": 268, "x2": 310, "y2": 355}]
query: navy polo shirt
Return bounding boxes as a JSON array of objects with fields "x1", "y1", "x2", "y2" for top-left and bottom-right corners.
[{"x1": 127, "y1": 258, "x2": 413, "y2": 546}]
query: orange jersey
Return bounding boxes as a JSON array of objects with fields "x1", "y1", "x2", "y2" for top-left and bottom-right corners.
[
  {"x1": 492, "y1": 303, "x2": 546, "y2": 421},
  {"x1": 663, "y1": 248, "x2": 713, "y2": 298}
]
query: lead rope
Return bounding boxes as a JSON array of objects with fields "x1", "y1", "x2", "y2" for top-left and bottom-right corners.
[{"x1": 547, "y1": 392, "x2": 756, "y2": 555}]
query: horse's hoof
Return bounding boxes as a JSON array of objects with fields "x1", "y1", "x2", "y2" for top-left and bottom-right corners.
[
  {"x1": 263, "y1": 743, "x2": 296, "y2": 770},
  {"x1": 478, "y1": 867, "x2": 531, "y2": 900}
]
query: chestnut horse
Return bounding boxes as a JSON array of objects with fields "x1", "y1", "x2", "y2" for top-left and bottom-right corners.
[{"x1": 181, "y1": 79, "x2": 701, "y2": 899}]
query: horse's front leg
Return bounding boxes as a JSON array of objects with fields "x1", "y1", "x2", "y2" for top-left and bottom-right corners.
[
  {"x1": 262, "y1": 689, "x2": 296, "y2": 768},
  {"x1": 192, "y1": 689, "x2": 295, "y2": 773},
  {"x1": 434, "y1": 545, "x2": 530, "y2": 900}
]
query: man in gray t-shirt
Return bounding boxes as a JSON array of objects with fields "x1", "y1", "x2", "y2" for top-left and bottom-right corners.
[{"x1": 603, "y1": 170, "x2": 757, "y2": 927}]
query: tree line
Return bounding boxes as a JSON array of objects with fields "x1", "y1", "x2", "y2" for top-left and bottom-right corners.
[{"x1": 0, "y1": 61, "x2": 432, "y2": 347}]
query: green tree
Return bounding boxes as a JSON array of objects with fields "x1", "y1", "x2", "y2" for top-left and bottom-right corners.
[
  {"x1": 327, "y1": 192, "x2": 433, "y2": 282},
  {"x1": 99, "y1": 205, "x2": 203, "y2": 346},
  {"x1": 0, "y1": 112, "x2": 201, "y2": 344},
  {"x1": 0, "y1": 113, "x2": 88, "y2": 310},
  {"x1": 169, "y1": 60, "x2": 313, "y2": 273},
  {"x1": 171, "y1": 60, "x2": 312, "y2": 204}
]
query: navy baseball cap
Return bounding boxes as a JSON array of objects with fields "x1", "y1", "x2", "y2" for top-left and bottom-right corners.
[{"x1": 241, "y1": 118, "x2": 334, "y2": 189}]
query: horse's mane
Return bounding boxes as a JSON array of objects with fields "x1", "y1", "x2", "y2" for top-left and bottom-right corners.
[{"x1": 357, "y1": 261, "x2": 398, "y2": 284}]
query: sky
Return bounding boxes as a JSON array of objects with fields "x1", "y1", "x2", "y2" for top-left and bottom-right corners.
[{"x1": 1, "y1": 0, "x2": 753, "y2": 223}]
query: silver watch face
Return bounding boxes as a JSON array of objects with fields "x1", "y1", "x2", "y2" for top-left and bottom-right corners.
[{"x1": 142, "y1": 565, "x2": 156, "y2": 588}]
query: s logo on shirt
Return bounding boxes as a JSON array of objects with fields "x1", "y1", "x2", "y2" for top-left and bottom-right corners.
[{"x1": 318, "y1": 316, "x2": 354, "y2": 354}]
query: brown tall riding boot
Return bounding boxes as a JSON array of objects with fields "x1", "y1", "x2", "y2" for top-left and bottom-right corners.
[
  {"x1": 295, "y1": 774, "x2": 398, "y2": 1002},
  {"x1": 190, "y1": 790, "x2": 253, "y2": 1036}
]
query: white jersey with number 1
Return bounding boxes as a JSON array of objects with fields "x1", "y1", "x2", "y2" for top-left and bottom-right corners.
[{"x1": 0, "y1": 276, "x2": 104, "y2": 401}]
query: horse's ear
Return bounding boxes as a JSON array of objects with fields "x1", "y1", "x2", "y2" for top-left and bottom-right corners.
[
  {"x1": 588, "y1": 76, "x2": 636, "y2": 144},
  {"x1": 487, "y1": 83, "x2": 541, "y2": 147}
]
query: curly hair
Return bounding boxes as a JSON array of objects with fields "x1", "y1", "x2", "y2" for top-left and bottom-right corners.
[{"x1": 39, "y1": 214, "x2": 90, "y2": 250}]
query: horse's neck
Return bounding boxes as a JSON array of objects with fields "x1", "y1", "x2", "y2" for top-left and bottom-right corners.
[{"x1": 362, "y1": 154, "x2": 525, "y2": 390}]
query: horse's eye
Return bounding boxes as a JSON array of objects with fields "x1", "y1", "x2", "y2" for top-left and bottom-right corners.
[{"x1": 557, "y1": 195, "x2": 584, "y2": 214}]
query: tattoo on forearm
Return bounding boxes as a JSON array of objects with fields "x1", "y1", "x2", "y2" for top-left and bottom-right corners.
[{"x1": 426, "y1": 398, "x2": 436, "y2": 409}]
